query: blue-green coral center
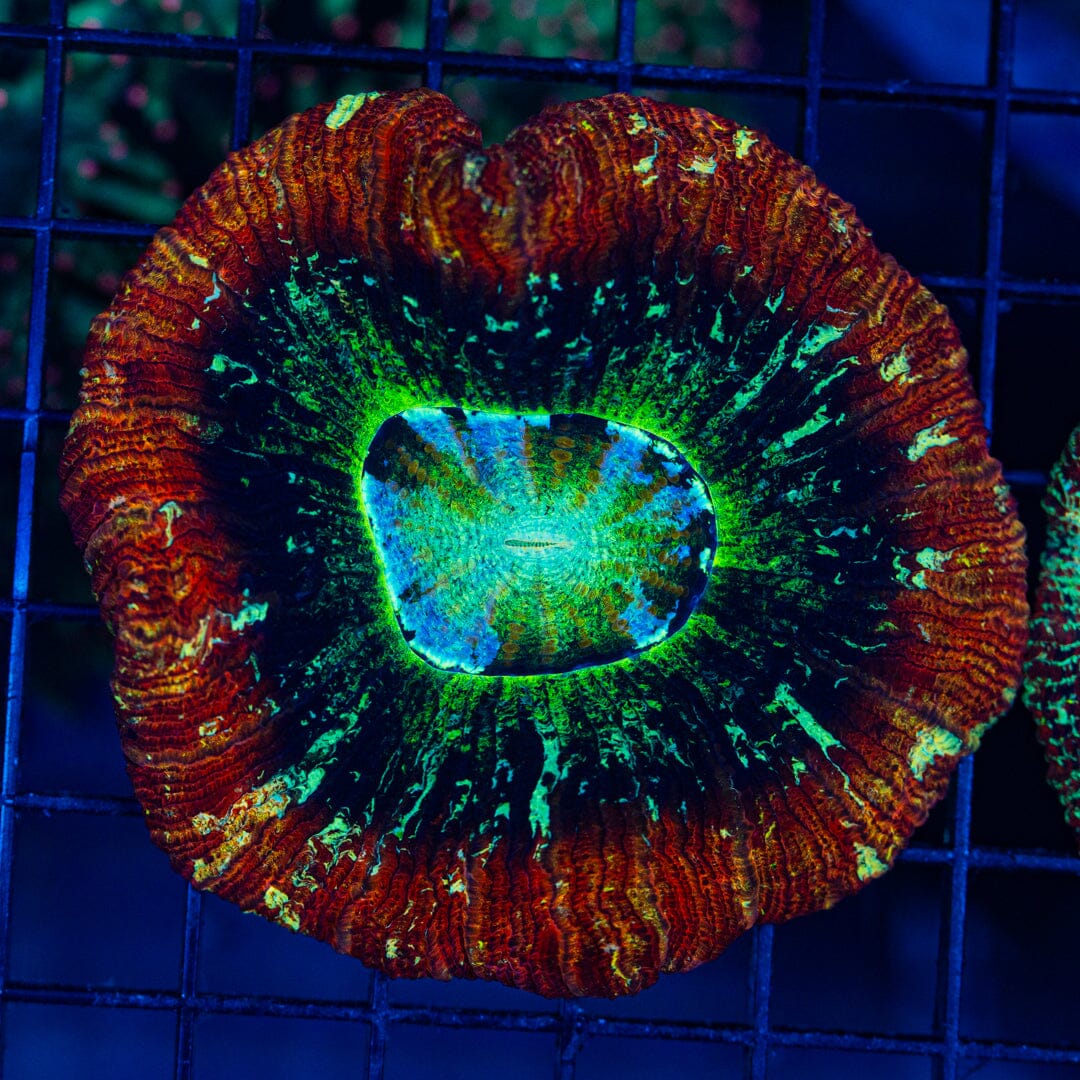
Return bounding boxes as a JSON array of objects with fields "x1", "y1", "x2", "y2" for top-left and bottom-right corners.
[{"x1": 361, "y1": 408, "x2": 716, "y2": 676}]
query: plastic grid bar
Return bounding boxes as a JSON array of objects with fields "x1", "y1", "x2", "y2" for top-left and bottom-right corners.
[{"x1": 1, "y1": 0, "x2": 1079, "y2": 1077}]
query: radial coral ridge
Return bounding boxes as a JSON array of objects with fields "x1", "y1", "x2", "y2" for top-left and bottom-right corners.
[
  {"x1": 1024, "y1": 426, "x2": 1080, "y2": 849},
  {"x1": 60, "y1": 89, "x2": 1028, "y2": 997}
]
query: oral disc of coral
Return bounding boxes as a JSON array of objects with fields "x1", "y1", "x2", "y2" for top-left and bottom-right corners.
[{"x1": 361, "y1": 407, "x2": 716, "y2": 676}]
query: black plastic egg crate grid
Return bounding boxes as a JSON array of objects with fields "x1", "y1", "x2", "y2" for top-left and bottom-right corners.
[{"x1": 1, "y1": 0, "x2": 1079, "y2": 1077}]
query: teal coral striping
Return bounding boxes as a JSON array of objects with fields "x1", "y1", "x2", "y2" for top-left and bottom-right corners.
[{"x1": 1024, "y1": 424, "x2": 1080, "y2": 847}]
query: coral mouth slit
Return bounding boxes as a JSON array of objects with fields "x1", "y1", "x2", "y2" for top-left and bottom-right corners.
[
  {"x1": 361, "y1": 407, "x2": 717, "y2": 676},
  {"x1": 503, "y1": 536, "x2": 572, "y2": 552}
]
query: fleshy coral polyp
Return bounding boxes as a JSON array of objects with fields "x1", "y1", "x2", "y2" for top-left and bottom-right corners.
[{"x1": 60, "y1": 89, "x2": 1028, "y2": 997}]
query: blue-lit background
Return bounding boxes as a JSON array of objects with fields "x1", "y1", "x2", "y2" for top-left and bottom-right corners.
[{"x1": 1, "y1": 1, "x2": 1079, "y2": 1077}]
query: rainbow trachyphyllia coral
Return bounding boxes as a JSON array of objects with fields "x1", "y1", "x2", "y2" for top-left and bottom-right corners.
[{"x1": 60, "y1": 89, "x2": 1027, "y2": 998}]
